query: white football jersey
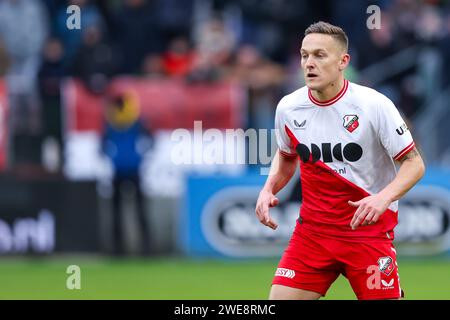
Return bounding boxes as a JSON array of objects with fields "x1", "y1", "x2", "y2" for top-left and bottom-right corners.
[{"x1": 275, "y1": 79, "x2": 415, "y2": 239}]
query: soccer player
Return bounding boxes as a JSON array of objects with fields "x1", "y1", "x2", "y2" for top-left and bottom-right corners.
[{"x1": 255, "y1": 21, "x2": 425, "y2": 300}]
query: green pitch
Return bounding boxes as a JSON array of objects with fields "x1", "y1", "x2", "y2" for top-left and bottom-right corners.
[{"x1": 0, "y1": 257, "x2": 449, "y2": 299}]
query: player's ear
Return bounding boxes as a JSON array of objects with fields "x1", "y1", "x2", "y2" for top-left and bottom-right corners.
[{"x1": 339, "y1": 53, "x2": 350, "y2": 71}]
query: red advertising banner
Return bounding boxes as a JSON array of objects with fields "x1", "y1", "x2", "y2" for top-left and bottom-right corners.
[{"x1": 62, "y1": 78, "x2": 246, "y2": 134}]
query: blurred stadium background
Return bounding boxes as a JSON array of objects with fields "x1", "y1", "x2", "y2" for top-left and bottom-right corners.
[{"x1": 0, "y1": 0, "x2": 449, "y2": 300}]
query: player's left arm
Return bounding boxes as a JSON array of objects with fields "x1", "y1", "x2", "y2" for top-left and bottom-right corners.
[{"x1": 349, "y1": 147, "x2": 425, "y2": 230}]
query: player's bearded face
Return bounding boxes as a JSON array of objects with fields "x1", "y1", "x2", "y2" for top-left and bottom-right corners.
[{"x1": 300, "y1": 34, "x2": 347, "y2": 91}]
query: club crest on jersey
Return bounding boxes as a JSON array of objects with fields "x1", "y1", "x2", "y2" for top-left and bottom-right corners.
[
  {"x1": 377, "y1": 256, "x2": 394, "y2": 276},
  {"x1": 343, "y1": 115, "x2": 359, "y2": 132}
]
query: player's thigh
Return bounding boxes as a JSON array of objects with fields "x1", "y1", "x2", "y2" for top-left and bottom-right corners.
[
  {"x1": 343, "y1": 241, "x2": 403, "y2": 300},
  {"x1": 272, "y1": 224, "x2": 340, "y2": 298},
  {"x1": 269, "y1": 284, "x2": 322, "y2": 300}
]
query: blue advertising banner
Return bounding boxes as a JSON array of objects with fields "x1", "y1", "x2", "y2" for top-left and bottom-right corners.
[{"x1": 180, "y1": 167, "x2": 450, "y2": 258}]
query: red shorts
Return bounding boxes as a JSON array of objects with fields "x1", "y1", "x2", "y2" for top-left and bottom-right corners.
[{"x1": 272, "y1": 222, "x2": 403, "y2": 300}]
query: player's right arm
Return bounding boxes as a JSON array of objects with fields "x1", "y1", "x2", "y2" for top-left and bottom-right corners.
[{"x1": 255, "y1": 150, "x2": 298, "y2": 230}]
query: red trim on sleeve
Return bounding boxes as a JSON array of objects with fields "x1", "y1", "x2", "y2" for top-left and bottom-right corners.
[
  {"x1": 279, "y1": 150, "x2": 297, "y2": 158},
  {"x1": 393, "y1": 141, "x2": 415, "y2": 161}
]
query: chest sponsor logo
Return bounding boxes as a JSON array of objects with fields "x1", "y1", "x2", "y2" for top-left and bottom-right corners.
[
  {"x1": 296, "y1": 142, "x2": 363, "y2": 163},
  {"x1": 343, "y1": 115, "x2": 359, "y2": 133}
]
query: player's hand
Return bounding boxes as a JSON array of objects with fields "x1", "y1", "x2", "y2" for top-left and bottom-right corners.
[
  {"x1": 255, "y1": 190, "x2": 279, "y2": 230},
  {"x1": 348, "y1": 194, "x2": 392, "y2": 230}
]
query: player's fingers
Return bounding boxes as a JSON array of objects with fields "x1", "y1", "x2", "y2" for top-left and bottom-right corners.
[
  {"x1": 369, "y1": 211, "x2": 382, "y2": 224},
  {"x1": 260, "y1": 209, "x2": 271, "y2": 225},
  {"x1": 269, "y1": 197, "x2": 279, "y2": 208},
  {"x1": 259, "y1": 205, "x2": 274, "y2": 227},
  {"x1": 351, "y1": 206, "x2": 368, "y2": 230},
  {"x1": 348, "y1": 200, "x2": 361, "y2": 207},
  {"x1": 261, "y1": 205, "x2": 277, "y2": 229},
  {"x1": 255, "y1": 203, "x2": 262, "y2": 219},
  {"x1": 255, "y1": 195, "x2": 278, "y2": 230},
  {"x1": 350, "y1": 204, "x2": 364, "y2": 226},
  {"x1": 265, "y1": 216, "x2": 278, "y2": 230},
  {"x1": 264, "y1": 211, "x2": 271, "y2": 224},
  {"x1": 255, "y1": 203, "x2": 267, "y2": 221},
  {"x1": 362, "y1": 210, "x2": 376, "y2": 226},
  {"x1": 259, "y1": 211, "x2": 276, "y2": 229}
]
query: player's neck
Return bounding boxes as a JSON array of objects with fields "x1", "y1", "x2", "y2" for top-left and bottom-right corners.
[{"x1": 310, "y1": 77, "x2": 346, "y2": 102}]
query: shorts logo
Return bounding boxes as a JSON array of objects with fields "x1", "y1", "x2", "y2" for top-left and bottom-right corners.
[
  {"x1": 378, "y1": 256, "x2": 394, "y2": 276},
  {"x1": 381, "y1": 279, "x2": 394, "y2": 289},
  {"x1": 275, "y1": 268, "x2": 295, "y2": 279},
  {"x1": 343, "y1": 115, "x2": 359, "y2": 132}
]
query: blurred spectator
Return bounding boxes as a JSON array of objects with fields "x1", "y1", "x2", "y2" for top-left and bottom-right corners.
[
  {"x1": 141, "y1": 54, "x2": 167, "y2": 79},
  {"x1": 102, "y1": 91, "x2": 153, "y2": 256},
  {"x1": 357, "y1": 11, "x2": 414, "y2": 115},
  {"x1": 113, "y1": 0, "x2": 163, "y2": 74},
  {"x1": 414, "y1": 4, "x2": 445, "y2": 43},
  {"x1": 224, "y1": 33, "x2": 286, "y2": 171},
  {"x1": 0, "y1": 40, "x2": 9, "y2": 76},
  {"x1": 0, "y1": 0, "x2": 49, "y2": 167},
  {"x1": 155, "y1": 0, "x2": 194, "y2": 41},
  {"x1": 213, "y1": 0, "x2": 315, "y2": 62},
  {"x1": 71, "y1": 25, "x2": 117, "y2": 94},
  {"x1": 438, "y1": 14, "x2": 450, "y2": 87},
  {"x1": 227, "y1": 45, "x2": 285, "y2": 130},
  {"x1": 357, "y1": 12, "x2": 398, "y2": 69},
  {"x1": 330, "y1": 0, "x2": 370, "y2": 53},
  {"x1": 187, "y1": 53, "x2": 223, "y2": 82},
  {"x1": 391, "y1": 0, "x2": 422, "y2": 47},
  {"x1": 187, "y1": 16, "x2": 237, "y2": 82},
  {"x1": 41, "y1": 0, "x2": 60, "y2": 17},
  {"x1": 162, "y1": 37, "x2": 195, "y2": 78},
  {"x1": 38, "y1": 38, "x2": 66, "y2": 172},
  {"x1": 55, "y1": 0, "x2": 105, "y2": 65},
  {"x1": 195, "y1": 17, "x2": 236, "y2": 67}
]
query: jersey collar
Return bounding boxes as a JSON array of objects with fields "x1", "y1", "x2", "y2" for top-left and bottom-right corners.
[{"x1": 308, "y1": 79, "x2": 349, "y2": 107}]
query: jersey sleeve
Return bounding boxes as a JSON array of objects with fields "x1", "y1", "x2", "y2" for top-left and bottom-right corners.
[
  {"x1": 274, "y1": 102, "x2": 297, "y2": 157},
  {"x1": 377, "y1": 96, "x2": 415, "y2": 161}
]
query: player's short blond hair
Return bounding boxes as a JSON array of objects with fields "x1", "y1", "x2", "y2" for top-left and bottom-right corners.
[{"x1": 304, "y1": 21, "x2": 348, "y2": 52}]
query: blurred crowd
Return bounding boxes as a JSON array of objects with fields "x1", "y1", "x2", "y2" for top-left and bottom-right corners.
[{"x1": 0, "y1": 0, "x2": 449, "y2": 170}]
